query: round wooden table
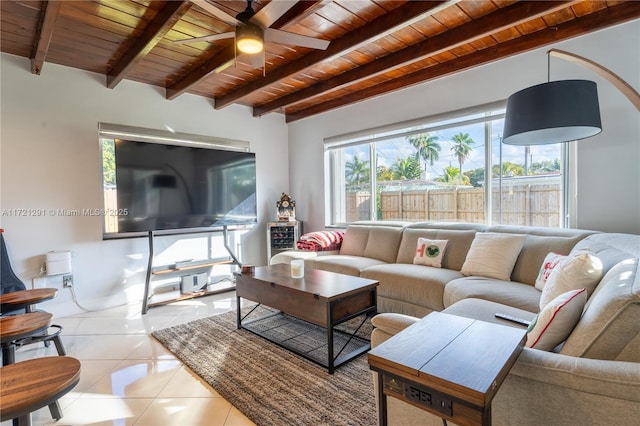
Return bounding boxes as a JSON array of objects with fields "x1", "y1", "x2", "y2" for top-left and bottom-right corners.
[
  {"x1": 0, "y1": 288, "x2": 58, "y2": 313},
  {"x1": 0, "y1": 356, "x2": 81, "y2": 425},
  {"x1": 0, "y1": 312, "x2": 52, "y2": 366}
]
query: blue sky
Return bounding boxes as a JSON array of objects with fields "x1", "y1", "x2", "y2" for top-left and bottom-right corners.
[{"x1": 346, "y1": 117, "x2": 561, "y2": 180}]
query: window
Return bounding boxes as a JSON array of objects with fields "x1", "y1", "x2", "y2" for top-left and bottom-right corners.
[{"x1": 325, "y1": 103, "x2": 566, "y2": 227}]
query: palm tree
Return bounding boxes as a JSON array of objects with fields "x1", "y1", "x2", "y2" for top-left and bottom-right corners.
[
  {"x1": 345, "y1": 156, "x2": 369, "y2": 186},
  {"x1": 390, "y1": 154, "x2": 421, "y2": 180},
  {"x1": 437, "y1": 165, "x2": 470, "y2": 185},
  {"x1": 450, "y1": 132, "x2": 474, "y2": 184},
  {"x1": 408, "y1": 133, "x2": 440, "y2": 176},
  {"x1": 493, "y1": 161, "x2": 525, "y2": 177},
  {"x1": 377, "y1": 165, "x2": 394, "y2": 181}
]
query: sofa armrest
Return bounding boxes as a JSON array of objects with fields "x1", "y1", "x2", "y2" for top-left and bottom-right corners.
[
  {"x1": 370, "y1": 313, "x2": 419, "y2": 347},
  {"x1": 490, "y1": 348, "x2": 640, "y2": 425},
  {"x1": 509, "y1": 348, "x2": 640, "y2": 402}
]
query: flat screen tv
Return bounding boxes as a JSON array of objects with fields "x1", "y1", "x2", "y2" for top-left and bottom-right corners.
[{"x1": 107, "y1": 139, "x2": 257, "y2": 237}]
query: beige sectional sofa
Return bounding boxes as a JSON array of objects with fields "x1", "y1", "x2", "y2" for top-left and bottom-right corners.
[{"x1": 282, "y1": 221, "x2": 640, "y2": 425}]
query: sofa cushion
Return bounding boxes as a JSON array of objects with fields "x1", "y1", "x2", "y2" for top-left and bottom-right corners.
[
  {"x1": 362, "y1": 264, "x2": 464, "y2": 312},
  {"x1": 487, "y1": 225, "x2": 596, "y2": 285},
  {"x1": 363, "y1": 226, "x2": 405, "y2": 263},
  {"x1": 269, "y1": 250, "x2": 318, "y2": 265},
  {"x1": 559, "y1": 233, "x2": 640, "y2": 361},
  {"x1": 527, "y1": 288, "x2": 587, "y2": 351},
  {"x1": 396, "y1": 227, "x2": 478, "y2": 270},
  {"x1": 339, "y1": 226, "x2": 371, "y2": 257},
  {"x1": 442, "y1": 298, "x2": 536, "y2": 328},
  {"x1": 534, "y1": 252, "x2": 566, "y2": 291},
  {"x1": 444, "y1": 276, "x2": 541, "y2": 313},
  {"x1": 539, "y1": 251, "x2": 603, "y2": 309},
  {"x1": 413, "y1": 238, "x2": 448, "y2": 268},
  {"x1": 461, "y1": 233, "x2": 526, "y2": 281},
  {"x1": 339, "y1": 221, "x2": 407, "y2": 258},
  {"x1": 306, "y1": 255, "x2": 387, "y2": 277}
]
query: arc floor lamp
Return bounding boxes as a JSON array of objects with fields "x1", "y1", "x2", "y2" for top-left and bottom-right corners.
[{"x1": 503, "y1": 48, "x2": 640, "y2": 146}]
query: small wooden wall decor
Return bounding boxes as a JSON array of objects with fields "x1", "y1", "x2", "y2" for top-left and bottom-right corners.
[{"x1": 277, "y1": 193, "x2": 296, "y2": 221}]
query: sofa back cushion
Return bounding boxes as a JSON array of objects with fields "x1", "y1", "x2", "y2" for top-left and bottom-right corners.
[
  {"x1": 398, "y1": 223, "x2": 485, "y2": 270},
  {"x1": 339, "y1": 226, "x2": 370, "y2": 257},
  {"x1": 364, "y1": 227, "x2": 405, "y2": 263},
  {"x1": 487, "y1": 225, "x2": 595, "y2": 285},
  {"x1": 340, "y1": 222, "x2": 406, "y2": 263},
  {"x1": 559, "y1": 233, "x2": 640, "y2": 362}
]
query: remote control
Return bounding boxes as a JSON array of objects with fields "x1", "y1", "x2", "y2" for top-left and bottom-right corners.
[{"x1": 494, "y1": 313, "x2": 531, "y2": 327}]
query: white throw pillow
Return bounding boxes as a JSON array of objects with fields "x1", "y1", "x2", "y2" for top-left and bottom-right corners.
[
  {"x1": 413, "y1": 238, "x2": 448, "y2": 268},
  {"x1": 535, "y1": 252, "x2": 566, "y2": 291},
  {"x1": 539, "y1": 251, "x2": 603, "y2": 310},
  {"x1": 460, "y1": 233, "x2": 526, "y2": 281},
  {"x1": 526, "y1": 288, "x2": 587, "y2": 351}
]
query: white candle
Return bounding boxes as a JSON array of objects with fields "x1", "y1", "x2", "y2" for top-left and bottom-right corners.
[{"x1": 290, "y1": 259, "x2": 304, "y2": 278}]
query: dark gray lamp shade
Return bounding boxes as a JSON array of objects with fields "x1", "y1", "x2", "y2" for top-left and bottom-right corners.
[{"x1": 503, "y1": 80, "x2": 602, "y2": 145}]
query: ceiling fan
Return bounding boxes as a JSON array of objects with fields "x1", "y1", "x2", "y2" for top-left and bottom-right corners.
[{"x1": 176, "y1": 0, "x2": 330, "y2": 62}]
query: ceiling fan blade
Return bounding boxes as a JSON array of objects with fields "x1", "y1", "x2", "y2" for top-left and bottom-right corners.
[
  {"x1": 250, "y1": 0, "x2": 297, "y2": 29},
  {"x1": 248, "y1": 53, "x2": 264, "y2": 69},
  {"x1": 190, "y1": 0, "x2": 241, "y2": 27},
  {"x1": 174, "y1": 31, "x2": 235, "y2": 45},
  {"x1": 265, "y1": 28, "x2": 330, "y2": 50},
  {"x1": 235, "y1": 52, "x2": 264, "y2": 70}
]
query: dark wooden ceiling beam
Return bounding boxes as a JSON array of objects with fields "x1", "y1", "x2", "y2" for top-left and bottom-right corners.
[
  {"x1": 166, "y1": 0, "x2": 328, "y2": 100},
  {"x1": 285, "y1": 2, "x2": 640, "y2": 123},
  {"x1": 30, "y1": 0, "x2": 62, "y2": 75},
  {"x1": 254, "y1": 0, "x2": 574, "y2": 117},
  {"x1": 270, "y1": 0, "x2": 333, "y2": 28},
  {"x1": 106, "y1": 1, "x2": 192, "y2": 89},
  {"x1": 213, "y1": 1, "x2": 453, "y2": 109}
]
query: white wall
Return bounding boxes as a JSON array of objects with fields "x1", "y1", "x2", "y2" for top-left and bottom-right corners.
[
  {"x1": 289, "y1": 21, "x2": 640, "y2": 235},
  {"x1": 0, "y1": 54, "x2": 288, "y2": 315}
]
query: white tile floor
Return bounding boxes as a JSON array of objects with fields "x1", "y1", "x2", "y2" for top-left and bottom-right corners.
[{"x1": 3, "y1": 292, "x2": 255, "y2": 426}]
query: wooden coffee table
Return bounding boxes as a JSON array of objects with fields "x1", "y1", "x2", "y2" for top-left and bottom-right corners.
[{"x1": 234, "y1": 263, "x2": 379, "y2": 373}]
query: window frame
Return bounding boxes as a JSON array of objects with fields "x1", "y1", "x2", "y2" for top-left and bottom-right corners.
[{"x1": 324, "y1": 102, "x2": 571, "y2": 228}]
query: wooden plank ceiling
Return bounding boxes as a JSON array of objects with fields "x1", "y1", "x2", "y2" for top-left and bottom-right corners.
[{"x1": 2, "y1": 1, "x2": 639, "y2": 123}]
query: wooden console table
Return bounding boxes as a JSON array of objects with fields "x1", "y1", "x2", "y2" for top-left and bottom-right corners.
[{"x1": 368, "y1": 312, "x2": 526, "y2": 426}]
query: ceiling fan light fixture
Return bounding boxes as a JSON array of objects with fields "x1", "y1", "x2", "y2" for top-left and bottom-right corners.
[{"x1": 236, "y1": 23, "x2": 264, "y2": 54}]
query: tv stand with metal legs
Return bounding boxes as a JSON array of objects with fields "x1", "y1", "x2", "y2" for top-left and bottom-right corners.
[{"x1": 141, "y1": 226, "x2": 242, "y2": 314}]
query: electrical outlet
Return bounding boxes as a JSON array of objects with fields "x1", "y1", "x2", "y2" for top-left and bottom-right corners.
[{"x1": 63, "y1": 274, "x2": 73, "y2": 287}]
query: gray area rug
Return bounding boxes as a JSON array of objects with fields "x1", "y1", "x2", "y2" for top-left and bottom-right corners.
[{"x1": 151, "y1": 307, "x2": 376, "y2": 426}]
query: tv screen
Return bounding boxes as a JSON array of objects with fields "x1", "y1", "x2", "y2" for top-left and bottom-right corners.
[{"x1": 111, "y1": 139, "x2": 257, "y2": 235}]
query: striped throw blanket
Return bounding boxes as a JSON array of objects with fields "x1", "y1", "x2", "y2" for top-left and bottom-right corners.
[{"x1": 296, "y1": 230, "x2": 345, "y2": 252}]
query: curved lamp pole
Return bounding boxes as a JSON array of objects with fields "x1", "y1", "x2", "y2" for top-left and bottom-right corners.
[{"x1": 549, "y1": 48, "x2": 640, "y2": 112}]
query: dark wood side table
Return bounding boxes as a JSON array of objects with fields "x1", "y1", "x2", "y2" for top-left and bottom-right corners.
[
  {"x1": 368, "y1": 312, "x2": 526, "y2": 426},
  {"x1": 0, "y1": 312, "x2": 52, "y2": 366}
]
